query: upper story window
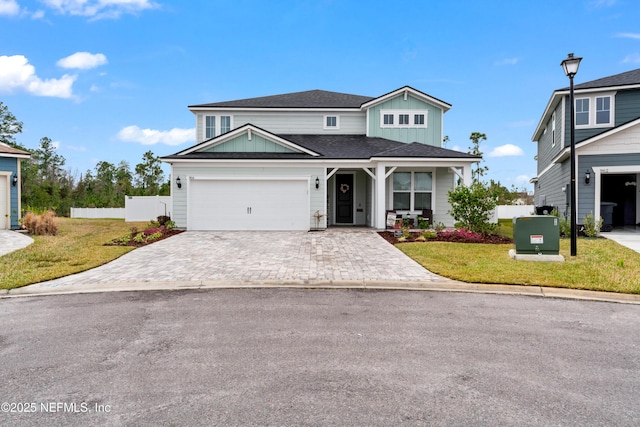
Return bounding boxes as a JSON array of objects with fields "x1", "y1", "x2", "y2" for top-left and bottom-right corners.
[
  {"x1": 380, "y1": 110, "x2": 428, "y2": 129},
  {"x1": 551, "y1": 111, "x2": 556, "y2": 147},
  {"x1": 204, "y1": 115, "x2": 233, "y2": 139},
  {"x1": 574, "y1": 92, "x2": 615, "y2": 129},
  {"x1": 324, "y1": 115, "x2": 340, "y2": 129}
]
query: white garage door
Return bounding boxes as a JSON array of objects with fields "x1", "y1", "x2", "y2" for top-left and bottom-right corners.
[{"x1": 188, "y1": 178, "x2": 310, "y2": 231}]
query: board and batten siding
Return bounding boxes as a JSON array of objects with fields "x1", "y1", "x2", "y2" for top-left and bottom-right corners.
[
  {"x1": 170, "y1": 165, "x2": 325, "y2": 229},
  {"x1": 0, "y1": 157, "x2": 19, "y2": 229},
  {"x1": 367, "y1": 94, "x2": 442, "y2": 146},
  {"x1": 195, "y1": 111, "x2": 365, "y2": 142},
  {"x1": 202, "y1": 133, "x2": 296, "y2": 153},
  {"x1": 434, "y1": 167, "x2": 455, "y2": 226}
]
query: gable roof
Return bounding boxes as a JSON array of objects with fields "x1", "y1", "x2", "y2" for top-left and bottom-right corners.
[
  {"x1": 0, "y1": 142, "x2": 30, "y2": 159},
  {"x1": 532, "y1": 67, "x2": 640, "y2": 142},
  {"x1": 563, "y1": 67, "x2": 640, "y2": 91},
  {"x1": 162, "y1": 131, "x2": 478, "y2": 162},
  {"x1": 189, "y1": 90, "x2": 374, "y2": 109},
  {"x1": 360, "y1": 86, "x2": 452, "y2": 112}
]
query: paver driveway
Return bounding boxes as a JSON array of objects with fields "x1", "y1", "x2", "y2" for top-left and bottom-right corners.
[{"x1": 26, "y1": 229, "x2": 455, "y2": 291}]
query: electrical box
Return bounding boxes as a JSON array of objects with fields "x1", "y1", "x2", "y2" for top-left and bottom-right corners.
[{"x1": 513, "y1": 216, "x2": 560, "y2": 255}]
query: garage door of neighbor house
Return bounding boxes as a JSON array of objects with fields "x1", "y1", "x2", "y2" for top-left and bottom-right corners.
[
  {"x1": 188, "y1": 178, "x2": 310, "y2": 231},
  {"x1": 0, "y1": 175, "x2": 7, "y2": 229}
]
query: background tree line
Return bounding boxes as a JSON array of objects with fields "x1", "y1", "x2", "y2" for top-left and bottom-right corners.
[{"x1": 1, "y1": 101, "x2": 169, "y2": 216}]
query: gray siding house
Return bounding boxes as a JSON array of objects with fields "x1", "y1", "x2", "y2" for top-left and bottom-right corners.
[
  {"x1": 532, "y1": 68, "x2": 640, "y2": 228},
  {"x1": 161, "y1": 86, "x2": 478, "y2": 231}
]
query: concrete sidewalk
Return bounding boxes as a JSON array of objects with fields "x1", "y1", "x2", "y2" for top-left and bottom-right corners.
[{"x1": 0, "y1": 230, "x2": 33, "y2": 257}]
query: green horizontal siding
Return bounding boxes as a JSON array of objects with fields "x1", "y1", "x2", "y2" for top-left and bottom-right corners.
[{"x1": 203, "y1": 133, "x2": 296, "y2": 153}]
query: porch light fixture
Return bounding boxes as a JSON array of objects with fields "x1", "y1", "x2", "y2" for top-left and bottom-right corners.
[
  {"x1": 176, "y1": 176, "x2": 182, "y2": 189},
  {"x1": 584, "y1": 170, "x2": 590, "y2": 185},
  {"x1": 561, "y1": 52, "x2": 582, "y2": 257},
  {"x1": 12, "y1": 173, "x2": 18, "y2": 187},
  {"x1": 315, "y1": 177, "x2": 320, "y2": 189}
]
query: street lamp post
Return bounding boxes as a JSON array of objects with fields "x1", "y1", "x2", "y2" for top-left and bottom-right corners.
[{"x1": 561, "y1": 53, "x2": 582, "y2": 257}]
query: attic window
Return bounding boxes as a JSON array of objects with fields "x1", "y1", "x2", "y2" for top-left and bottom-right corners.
[
  {"x1": 380, "y1": 110, "x2": 428, "y2": 128},
  {"x1": 324, "y1": 115, "x2": 340, "y2": 129}
]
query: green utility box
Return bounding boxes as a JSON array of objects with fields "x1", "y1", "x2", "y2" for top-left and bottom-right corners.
[{"x1": 513, "y1": 216, "x2": 560, "y2": 255}]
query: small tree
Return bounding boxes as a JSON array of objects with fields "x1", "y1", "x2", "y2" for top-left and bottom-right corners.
[
  {"x1": 447, "y1": 131, "x2": 498, "y2": 235},
  {"x1": 448, "y1": 182, "x2": 498, "y2": 235}
]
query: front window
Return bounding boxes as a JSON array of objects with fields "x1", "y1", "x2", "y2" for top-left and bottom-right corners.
[
  {"x1": 575, "y1": 98, "x2": 589, "y2": 126},
  {"x1": 205, "y1": 116, "x2": 216, "y2": 139},
  {"x1": 596, "y1": 96, "x2": 611, "y2": 124},
  {"x1": 381, "y1": 110, "x2": 428, "y2": 128},
  {"x1": 393, "y1": 171, "x2": 432, "y2": 211},
  {"x1": 324, "y1": 115, "x2": 339, "y2": 129},
  {"x1": 220, "y1": 116, "x2": 231, "y2": 134}
]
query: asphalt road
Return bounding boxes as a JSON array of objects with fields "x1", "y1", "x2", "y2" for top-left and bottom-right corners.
[{"x1": 1, "y1": 289, "x2": 639, "y2": 427}]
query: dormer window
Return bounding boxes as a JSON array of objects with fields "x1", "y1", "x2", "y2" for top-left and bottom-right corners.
[
  {"x1": 380, "y1": 110, "x2": 428, "y2": 128},
  {"x1": 324, "y1": 115, "x2": 340, "y2": 129}
]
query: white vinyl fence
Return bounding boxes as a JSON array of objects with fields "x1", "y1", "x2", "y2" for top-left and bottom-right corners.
[
  {"x1": 491, "y1": 205, "x2": 535, "y2": 222},
  {"x1": 71, "y1": 195, "x2": 172, "y2": 222},
  {"x1": 70, "y1": 207, "x2": 125, "y2": 219},
  {"x1": 124, "y1": 196, "x2": 172, "y2": 222}
]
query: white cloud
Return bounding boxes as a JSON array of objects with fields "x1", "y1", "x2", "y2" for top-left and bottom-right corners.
[
  {"x1": 0, "y1": 0, "x2": 20, "y2": 16},
  {"x1": 42, "y1": 0, "x2": 157, "y2": 19},
  {"x1": 487, "y1": 144, "x2": 524, "y2": 157},
  {"x1": 57, "y1": 52, "x2": 107, "y2": 70},
  {"x1": 116, "y1": 125, "x2": 194, "y2": 146},
  {"x1": 622, "y1": 53, "x2": 640, "y2": 64},
  {"x1": 515, "y1": 175, "x2": 531, "y2": 184},
  {"x1": 615, "y1": 32, "x2": 640, "y2": 40},
  {"x1": 31, "y1": 9, "x2": 45, "y2": 19},
  {"x1": 495, "y1": 57, "x2": 519, "y2": 66},
  {"x1": 0, "y1": 55, "x2": 76, "y2": 98},
  {"x1": 66, "y1": 145, "x2": 87, "y2": 152}
]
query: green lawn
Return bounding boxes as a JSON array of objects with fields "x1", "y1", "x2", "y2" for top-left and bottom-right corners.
[
  {"x1": 398, "y1": 220, "x2": 640, "y2": 294},
  {"x1": 0, "y1": 218, "x2": 147, "y2": 290}
]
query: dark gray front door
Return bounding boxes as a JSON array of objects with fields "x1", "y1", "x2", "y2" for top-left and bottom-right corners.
[{"x1": 335, "y1": 174, "x2": 353, "y2": 224}]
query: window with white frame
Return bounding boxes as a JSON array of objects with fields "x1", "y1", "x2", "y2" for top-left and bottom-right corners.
[
  {"x1": 381, "y1": 110, "x2": 428, "y2": 128},
  {"x1": 324, "y1": 115, "x2": 339, "y2": 129},
  {"x1": 205, "y1": 116, "x2": 216, "y2": 139},
  {"x1": 204, "y1": 115, "x2": 233, "y2": 139},
  {"x1": 551, "y1": 111, "x2": 556, "y2": 147},
  {"x1": 392, "y1": 172, "x2": 432, "y2": 211},
  {"x1": 574, "y1": 93, "x2": 615, "y2": 128}
]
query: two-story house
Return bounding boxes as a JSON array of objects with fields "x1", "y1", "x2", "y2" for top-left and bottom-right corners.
[
  {"x1": 161, "y1": 86, "x2": 479, "y2": 231},
  {"x1": 531, "y1": 68, "x2": 640, "y2": 230}
]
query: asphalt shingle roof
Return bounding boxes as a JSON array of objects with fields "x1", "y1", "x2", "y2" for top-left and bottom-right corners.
[
  {"x1": 162, "y1": 134, "x2": 478, "y2": 161},
  {"x1": 189, "y1": 90, "x2": 375, "y2": 109},
  {"x1": 0, "y1": 142, "x2": 30, "y2": 157},
  {"x1": 560, "y1": 67, "x2": 640, "y2": 90}
]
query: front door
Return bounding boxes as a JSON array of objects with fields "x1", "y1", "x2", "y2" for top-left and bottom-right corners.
[{"x1": 335, "y1": 174, "x2": 353, "y2": 224}]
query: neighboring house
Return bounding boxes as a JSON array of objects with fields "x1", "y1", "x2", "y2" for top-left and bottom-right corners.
[
  {"x1": 161, "y1": 86, "x2": 479, "y2": 231},
  {"x1": 531, "y1": 68, "x2": 640, "y2": 228},
  {"x1": 0, "y1": 142, "x2": 30, "y2": 230}
]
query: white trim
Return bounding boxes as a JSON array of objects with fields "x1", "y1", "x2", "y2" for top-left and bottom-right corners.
[
  {"x1": 390, "y1": 169, "x2": 435, "y2": 213},
  {"x1": 592, "y1": 165, "x2": 640, "y2": 224},
  {"x1": 323, "y1": 115, "x2": 340, "y2": 130},
  {"x1": 0, "y1": 172, "x2": 10, "y2": 229},
  {"x1": 191, "y1": 107, "x2": 363, "y2": 113},
  {"x1": 360, "y1": 86, "x2": 452, "y2": 112},
  {"x1": 176, "y1": 124, "x2": 320, "y2": 157},
  {"x1": 574, "y1": 92, "x2": 616, "y2": 130},
  {"x1": 380, "y1": 110, "x2": 428, "y2": 129}
]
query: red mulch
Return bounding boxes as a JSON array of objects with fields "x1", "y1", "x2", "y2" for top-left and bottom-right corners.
[{"x1": 378, "y1": 231, "x2": 512, "y2": 245}]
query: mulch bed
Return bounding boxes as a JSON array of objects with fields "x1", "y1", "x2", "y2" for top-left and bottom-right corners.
[
  {"x1": 378, "y1": 231, "x2": 513, "y2": 245},
  {"x1": 105, "y1": 229, "x2": 184, "y2": 247}
]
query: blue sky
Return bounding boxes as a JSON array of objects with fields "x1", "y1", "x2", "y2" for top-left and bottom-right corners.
[{"x1": 1, "y1": 0, "x2": 640, "y2": 191}]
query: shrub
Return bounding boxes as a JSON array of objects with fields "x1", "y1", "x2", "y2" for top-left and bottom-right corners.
[
  {"x1": 582, "y1": 211, "x2": 603, "y2": 238},
  {"x1": 448, "y1": 182, "x2": 498, "y2": 235},
  {"x1": 550, "y1": 209, "x2": 571, "y2": 237},
  {"x1": 421, "y1": 230, "x2": 437, "y2": 240},
  {"x1": 22, "y1": 210, "x2": 58, "y2": 235},
  {"x1": 157, "y1": 215, "x2": 171, "y2": 226},
  {"x1": 437, "y1": 228, "x2": 484, "y2": 243}
]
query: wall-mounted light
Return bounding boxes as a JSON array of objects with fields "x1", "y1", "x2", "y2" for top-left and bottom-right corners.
[
  {"x1": 584, "y1": 170, "x2": 590, "y2": 185},
  {"x1": 176, "y1": 176, "x2": 182, "y2": 189},
  {"x1": 315, "y1": 177, "x2": 320, "y2": 189},
  {"x1": 12, "y1": 173, "x2": 18, "y2": 187}
]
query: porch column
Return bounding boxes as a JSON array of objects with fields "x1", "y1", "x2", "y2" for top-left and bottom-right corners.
[
  {"x1": 462, "y1": 164, "x2": 472, "y2": 186},
  {"x1": 375, "y1": 163, "x2": 387, "y2": 229}
]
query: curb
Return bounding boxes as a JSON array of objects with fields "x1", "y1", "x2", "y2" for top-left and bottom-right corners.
[{"x1": 3, "y1": 279, "x2": 639, "y2": 305}]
